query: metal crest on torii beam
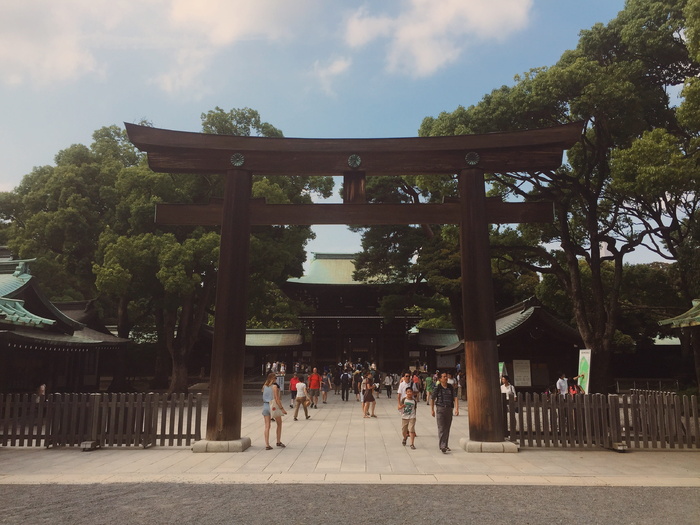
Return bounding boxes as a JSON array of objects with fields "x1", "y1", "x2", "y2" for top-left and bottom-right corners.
[{"x1": 125, "y1": 121, "x2": 583, "y2": 450}]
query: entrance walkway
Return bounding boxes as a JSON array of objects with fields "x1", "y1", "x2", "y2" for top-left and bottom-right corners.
[{"x1": 1, "y1": 391, "x2": 699, "y2": 486}]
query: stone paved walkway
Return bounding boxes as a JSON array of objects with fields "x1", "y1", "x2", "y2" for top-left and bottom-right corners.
[{"x1": 1, "y1": 391, "x2": 699, "y2": 486}]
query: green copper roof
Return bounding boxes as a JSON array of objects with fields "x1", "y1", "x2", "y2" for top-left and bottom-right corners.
[
  {"x1": 0, "y1": 297, "x2": 56, "y2": 328},
  {"x1": 0, "y1": 259, "x2": 33, "y2": 297},
  {"x1": 417, "y1": 328, "x2": 460, "y2": 347},
  {"x1": 496, "y1": 306, "x2": 536, "y2": 335},
  {"x1": 435, "y1": 298, "x2": 581, "y2": 354},
  {"x1": 659, "y1": 300, "x2": 700, "y2": 328}
]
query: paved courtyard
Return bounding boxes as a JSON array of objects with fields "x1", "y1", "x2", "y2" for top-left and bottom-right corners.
[{"x1": 1, "y1": 390, "x2": 699, "y2": 487}]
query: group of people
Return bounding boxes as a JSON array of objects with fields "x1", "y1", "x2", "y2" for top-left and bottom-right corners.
[
  {"x1": 499, "y1": 371, "x2": 586, "y2": 401},
  {"x1": 262, "y1": 367, "x2": 461, "y2": 454}
]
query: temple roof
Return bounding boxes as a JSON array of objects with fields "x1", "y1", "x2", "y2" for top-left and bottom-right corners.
[
  {"x1": 435, "y1": 297, "x2": 582, "y2": 353},
  {"x1": 200, "y1": 325, "x2": 302, "y2": 347},
  {"x1": 0, "y1": 298, "x2": 56, "y2": 328},
  {"x1": 245, "y1": 329, "x2": 303, "y2": 347},
  {"x1": 2, "y1": 326, "x2": 126, "y2": 349},
  {"x1": 0, "y1": 259, "x2": 128, "y2": 348},
  {"x1": 287, "y1": 253, "x2": 368, "y2": 285},
  {"x1": 0, "y1": 259, "x2": 33, "y2": 297},
  {"x1": 659, "y1": 300, "x2": 700, "y2": 328},
  {"x1": 417, "y1": 328, "x2": 460, "y2": 347}
]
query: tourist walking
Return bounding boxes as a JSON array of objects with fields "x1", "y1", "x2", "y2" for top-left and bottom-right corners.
[
  {"x1": 362, "y1": 372, "x2": 376, "y2": 418},
  {"x1": 397, "y1": 370, "x2": 418, "y2": 405},
  {"x1": 307, "y1": 367, "x2": 322, "y2": 408},
  {"x1": 340, "y1": 368, "x2": 352, "y2": 401},
  {"x1": 334, "y1": 369, "x2": 341, "y2": 395},
  {"x1": 423, "y1": 373, "x2": 434, "y2": 404},
  {"x1": 289, "y1": 372, "x2": 300, "y2": 408},
  {"x1": 293, "y1": 375, "x2": 311, "y2": 421},
  {"x1": 321, "y1": 370, "x2": 332, "y2": 404},
  {"x1": 262, "y1": 372, "x2": 287, "y2": 450},
  {"x1": 353, "y1": 370, "x2": 363, "y2": 402},
  {"x1": 430, "y1": 371, "x2": 459, "y2": 453},
  {"x1": 500, "y1": 375, "x2": 516, "y2": 400},
  {"x1": 399, "y1": 386, "x2": 418, "y2": 449},
  {"x1": 383, "y1": 372, "x2": 393, "y2": 398}
]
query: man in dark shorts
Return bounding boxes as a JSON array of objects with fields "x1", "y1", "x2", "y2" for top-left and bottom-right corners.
[{"x1": 307, "y1": 367, "x2": 322, "y2": 408}]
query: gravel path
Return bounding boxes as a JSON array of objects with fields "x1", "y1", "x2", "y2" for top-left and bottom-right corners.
[{"x1": 1, "y1": 484, "x2": 698, "y2": 525}]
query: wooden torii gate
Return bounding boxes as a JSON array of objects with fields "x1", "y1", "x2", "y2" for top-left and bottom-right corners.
[{"x1": 126, "y1": 122, "x2": 582, "y2": 449}]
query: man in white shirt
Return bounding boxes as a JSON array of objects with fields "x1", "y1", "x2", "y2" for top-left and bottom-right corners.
[
  {"x1": 556, "y1": 371, "x2": 584, "y2": 395},
  {"x1": 396, "y1": 371, "x2": 417, "y2": 407}
]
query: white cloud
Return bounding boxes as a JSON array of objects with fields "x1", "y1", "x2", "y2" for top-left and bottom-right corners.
[
  {"x1": 312, "y1": 57, "x2": 352, "y2": 96},
  {"x1": 0, "y1": 0, "x2": 315, "y2": 91},
  {"x1": 344, "y1": 0, "x2": 533, "y2": 77},
  {"x1": 168, "y1": 0, "x2": 302, "y2": 46},
  {"x1": 345, "y1": 7, "x2": 393, "y2": 47},
  {"x1": 0, "y1": 1, "x2": 102, "y2": 86},
  {"x1": 0, "y1": 0, "x2": 532, "y2": 94},
  {"x1": 151, "y1": 48, "x2": 214, "y2": 97}
]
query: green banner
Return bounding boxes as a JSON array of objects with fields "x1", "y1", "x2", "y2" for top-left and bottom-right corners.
[{"x1": 578, "y1": 349, "x2": 591, "y2": 393}]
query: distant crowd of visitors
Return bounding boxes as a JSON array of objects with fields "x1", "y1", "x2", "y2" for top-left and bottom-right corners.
[
  {"x1": 262, "y1": 362, "x2": 586, "y2": 453},
  {"x1": 261, "y1": 364, "x2": 463, "y2": 454}
]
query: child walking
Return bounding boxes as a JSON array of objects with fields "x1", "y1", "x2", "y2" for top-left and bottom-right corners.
[{"x1": 399, "y1": 387, "x2": 417, "y2": 449}]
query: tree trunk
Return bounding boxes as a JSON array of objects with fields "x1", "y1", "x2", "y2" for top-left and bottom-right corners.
[
  {"x1": 150, "y1": 308, "x2": 170, "y2": 389},
  {"x1": 588, "y1": 347, "x2": 612, "y2": 394},
  {"x1": 108, "y1": 295, "x2": 132, "y2": 392},
  {"x1": 151, "y1": 343, "x2": 171, "y2": 389},
  {"x1": 168, "y1": 351, "x2": 190, "y2": 394}
]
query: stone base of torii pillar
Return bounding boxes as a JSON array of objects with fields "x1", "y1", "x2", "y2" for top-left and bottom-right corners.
[
  {"x1": 191, "y1": 437, "x2": 251, "y2": 453},
  {"x1": 460, "y1": 438, "x2": 519, "y2": 453}
]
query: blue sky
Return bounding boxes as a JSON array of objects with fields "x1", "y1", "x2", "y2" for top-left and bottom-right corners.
[{"x1": 0, "y1": 1, "x2": 630, "y2": 259}]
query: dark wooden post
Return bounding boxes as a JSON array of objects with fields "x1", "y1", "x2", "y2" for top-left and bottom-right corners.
[
  {"x1": 343, "y1": 172, "x2": 366, "y2": 203},
  {"x1": 459, "y1": 168, "x2": 504, "y2": 442},
  {"x1": 206, "y1": 170, "x2": 252, "y2": 441}
]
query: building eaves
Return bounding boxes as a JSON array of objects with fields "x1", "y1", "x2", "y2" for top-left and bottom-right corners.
[
  {"x1": 0, "y1": 298, "x2": 56, "y2": 328},
  {"x1": 659, "y1": 299, "x2": 700, "y2": 328}
]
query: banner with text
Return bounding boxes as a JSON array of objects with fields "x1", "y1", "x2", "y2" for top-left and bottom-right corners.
[{"x1": 578, "y1": 349, "x2": 591, "y2": 393}]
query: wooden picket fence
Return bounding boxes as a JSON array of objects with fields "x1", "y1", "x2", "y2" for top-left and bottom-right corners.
[
  {"x1": 0, "y1": 392, "x2": 203, "y2": 449},
  {"x1": 504, "y1": 393, "x2": 700, "y2": 450}
]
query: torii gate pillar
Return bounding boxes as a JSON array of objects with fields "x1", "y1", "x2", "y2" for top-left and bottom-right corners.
[
  {"x1": 199, "y1": 170, "x2": 253, "y2": 452},
  {"x1": 459, "y1": 169, "x2": 506, "y2": 447}
]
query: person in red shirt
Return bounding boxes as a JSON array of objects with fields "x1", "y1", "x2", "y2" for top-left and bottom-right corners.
[
  {"x1": 289, "y1": 373, "x2": 300, "y2": 408},
  {"x1": 307, "y1": 367, "x2": 322, "y2": 408}
]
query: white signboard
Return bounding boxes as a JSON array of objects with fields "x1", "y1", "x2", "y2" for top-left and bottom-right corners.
[{"x1": 512, "y1": 360, "x2": 532, "y2": 387}]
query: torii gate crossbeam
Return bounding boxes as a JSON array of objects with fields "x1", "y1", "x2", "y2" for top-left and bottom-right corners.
[{"x1": 125, "y1": 121, "x2": 582, "y2": 449}]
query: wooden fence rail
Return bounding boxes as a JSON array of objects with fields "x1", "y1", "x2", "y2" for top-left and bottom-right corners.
[
  {"x1": 0, "y1": 393, "x2": 203, "y2": 449},
  {"x1": 504, "y1": 393, "x2": 699, "y2": 450}
]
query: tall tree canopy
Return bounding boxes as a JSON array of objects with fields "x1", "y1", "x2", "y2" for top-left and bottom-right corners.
[
  {"x1": 92, "y1": 107, "x2": 333, "y2": 392},
  {"x1": 1, "y1": 108, "x2": 333, "y2": 393},
  {"x1": 355, "y1": 0, "x2": 700, "y2": 391}
]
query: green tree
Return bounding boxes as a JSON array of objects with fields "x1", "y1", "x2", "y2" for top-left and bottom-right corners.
[
  {"x1": 351, "y1": 0, "x2": 699, "y2": 392},
  {"x1": 0, "y1": 126, "x2": 135, "y2": 299},
  {"x1": 93, "y1": 108, "x2": 333, "y2": 392}
]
